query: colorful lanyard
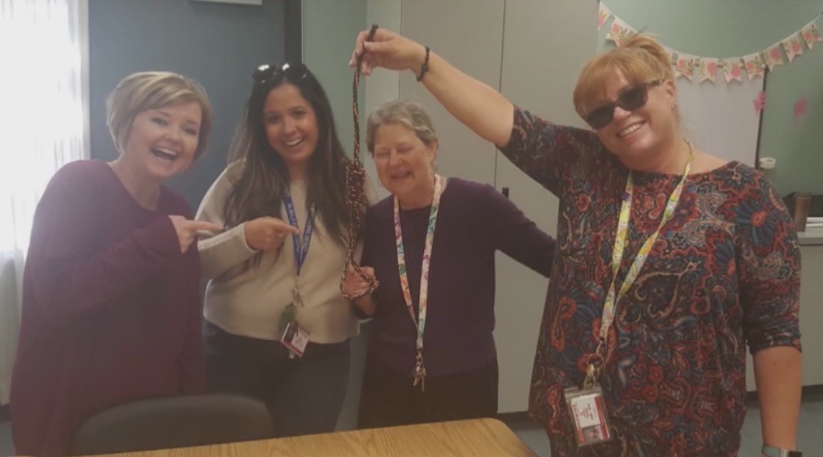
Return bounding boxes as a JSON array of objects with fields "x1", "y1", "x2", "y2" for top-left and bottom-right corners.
[
  {"x1": 394, "y1": 174, "x2": 445, "y2": 390},
  {"x1": 598, "y1": 143, "x2": 694, "y2": 353},
  {"x1": 283, "y1": 190, "x2": 315, "y2": 278}
]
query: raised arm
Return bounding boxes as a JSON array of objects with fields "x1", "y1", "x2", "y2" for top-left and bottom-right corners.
[
  {"x1": 351, "y1": 28, "x2": 514, "y2": 148},
  {"x1": 351, "y1": 28, "x2": 602, "y2": 196}
]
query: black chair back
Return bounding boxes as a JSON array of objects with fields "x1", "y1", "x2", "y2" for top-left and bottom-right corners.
[{"x1": 69, "y1": 393, "x2": 274, "y2": 455}]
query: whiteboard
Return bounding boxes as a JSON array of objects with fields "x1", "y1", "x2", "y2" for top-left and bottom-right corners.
[{"x1": 676, "y1": 76, "x2": 765, "y2": 167}]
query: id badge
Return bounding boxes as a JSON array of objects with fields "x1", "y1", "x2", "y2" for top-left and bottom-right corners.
[
  {"x1": 564, "y1": 384, "x2": 611, "y2": 447},
  {"x1": 280, "y1": 320, "x2": 310, "y2": 358}
]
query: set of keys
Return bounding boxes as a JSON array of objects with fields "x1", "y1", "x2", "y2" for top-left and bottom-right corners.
[{"x1": 412, "y1": 353, "x2": 426, "y2": 392}]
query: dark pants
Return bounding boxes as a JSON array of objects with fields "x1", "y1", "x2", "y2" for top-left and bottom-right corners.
[
  {"x1": 203, "y1": 321, "x2": 350, "y2": 437},
  {"x1": 357, "y1": 355, "x2": 499, "y2": 429}
]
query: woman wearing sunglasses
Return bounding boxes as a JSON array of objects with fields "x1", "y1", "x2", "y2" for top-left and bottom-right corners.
[
  {"x1": 350, "y1": 30, "x2": 801, "y2": 457},
  {"x1": 195, "y1": 63, "x2": 376, "y2": 437}
]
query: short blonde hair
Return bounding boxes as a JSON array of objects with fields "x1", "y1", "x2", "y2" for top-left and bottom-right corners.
[
  {"x1": 573, "y1": 33, "x2": 673, "y2": 118},
  {"x1": 106, "y1": 71, "x2": 214, "y2": 160},
  {"x1": 366, "y1": 99, "x2": 437, "y2": 153}
]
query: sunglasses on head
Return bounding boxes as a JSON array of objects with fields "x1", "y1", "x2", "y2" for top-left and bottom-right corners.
[
  {"x1": 583, "y1": 80, "x2": 663, "y2": 130},
  {"x1": 253, "y1": 62, "x2": 309, "y2": 86}
]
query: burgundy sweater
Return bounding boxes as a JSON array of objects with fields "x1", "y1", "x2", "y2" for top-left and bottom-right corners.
[{"x1": 10, "y1": 160, "x2": 205, "y2": 457}]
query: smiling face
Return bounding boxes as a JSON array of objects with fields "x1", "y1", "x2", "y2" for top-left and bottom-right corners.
[
  {"x1": 372, "y1": 122, "x2": 437, "y2": 202},
  {"x1": 589, "y1": 69, "x2": 678, "y2": 165},
  {"x1": 122, "y1": 101, "x2": 202, "y2": 181},
  {"x1": 262, "y1": 82, "x2": 319, "y2": 174}
]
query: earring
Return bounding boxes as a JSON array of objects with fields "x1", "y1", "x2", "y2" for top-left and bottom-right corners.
[{"x1": 672, "y1": 101, "x2": 678, "y2": 109}]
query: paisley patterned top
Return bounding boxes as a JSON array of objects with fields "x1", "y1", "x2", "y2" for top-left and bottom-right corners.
[{"x1": 499, "y1": 107, "x2": 802, "y2": 457}]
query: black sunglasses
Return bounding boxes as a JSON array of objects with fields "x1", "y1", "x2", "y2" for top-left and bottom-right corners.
[
  {"x1": 253, "y1": 62, "x2": 309, "y2": 86},
  {"x1": 583, "y1": 80, "x2": 663, "y2": 130}
]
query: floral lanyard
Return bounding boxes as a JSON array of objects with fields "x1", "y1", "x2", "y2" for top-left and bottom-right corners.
[
  {"x1": 586, "y1": 141, "x2": 694, "y2": 386},
  {"x1": 394, "y1": 174, "x2": 445, "y2": 391}
]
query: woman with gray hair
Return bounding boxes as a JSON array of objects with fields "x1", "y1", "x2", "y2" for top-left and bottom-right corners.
[
  {"x1": 11, "y1": 71, "x2": 220, "y2": 457},
  {"x1": 343, "y1": 99, "x2": 555, "y2": 427}
]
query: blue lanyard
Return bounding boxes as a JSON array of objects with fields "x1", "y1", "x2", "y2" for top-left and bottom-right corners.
[{"x1": 283, "y1": 190, "x2": 315, "y2": 277}]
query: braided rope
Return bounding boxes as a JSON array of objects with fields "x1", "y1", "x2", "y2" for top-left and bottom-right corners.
[{"x1": 341, "y1": 24, "x2": 380, "y2": 300}]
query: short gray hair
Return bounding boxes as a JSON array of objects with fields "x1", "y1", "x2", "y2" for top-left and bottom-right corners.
[{"x1": 366, "y1": 99, "x2": 437, "y2": 153}]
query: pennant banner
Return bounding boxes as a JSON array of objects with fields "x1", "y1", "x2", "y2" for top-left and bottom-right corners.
[
  {"x1": 675, "y1": 54, "x2": 697, "y2": 81},
  {"x1": 801, "y1": 21, "x2": 822, "y2": 49},
  {"x1": 698, "y1": 58, "x2": 718, "y2": 83},
  {"x1": 606, "y1": 16, "x2": 634, "y2": 46},
  {"x1": 722, "y1": 58, "x2": 743, "y2": 82},
  {"x1": 598, "y1": 3, "x2": 612, "y2": 31},
  {"x1": 599, "y1": 2, "x2": 822, "y2": 82},
  {"x1": 743, "y1": 53, "x2": 767, "y2": 79},
  {"x1": 782, "y1": 35, "x2": 803, "y2": 62},
  {"x1": 764, "y1": 44, "x2": 784, "y2": 70}
]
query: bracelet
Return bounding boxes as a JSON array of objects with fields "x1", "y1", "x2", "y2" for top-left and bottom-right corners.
[{"x1": 416, "y1": 46, "x2": 430, "y2": 82}]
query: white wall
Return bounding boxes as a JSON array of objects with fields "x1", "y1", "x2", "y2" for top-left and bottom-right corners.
[
  {"x1": 301, "y1": 0, "x2": 368, "y2": 431},
  {"x1": 745, "y1": 244, "x2": 823, "y2": 390},
  {"x1": 364, "y1": 0, "x2": 401, "y2": 201},
  {"x1": 494, "y1": 0, "x2": 597, "y2": 413},
  {"x1": 0, "y1": 255, "x2": 20, "y2": 405},
  {"x1": 398, "y1": 0, "x2": 503, "y2": 187}
]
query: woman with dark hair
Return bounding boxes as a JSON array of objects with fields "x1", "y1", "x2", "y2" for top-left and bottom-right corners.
[{"x1": 195, "y1": 63, "x2": 375, "y2": 437}]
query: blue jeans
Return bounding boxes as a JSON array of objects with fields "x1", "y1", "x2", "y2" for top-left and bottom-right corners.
[{"x1": 203, "y1": 321, "x2": 350, "y2": 437}]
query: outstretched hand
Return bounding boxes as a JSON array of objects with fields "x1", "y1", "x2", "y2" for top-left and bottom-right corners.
[
  {"x1": 349, "y1": 27, "x2": 427, "y2": 76},
  {"x1": 168, "y1": 216, "x2": 223, "y2": 254},
  {"x1": 343, "y1": 264, "x2": 376, "y2": 299}
]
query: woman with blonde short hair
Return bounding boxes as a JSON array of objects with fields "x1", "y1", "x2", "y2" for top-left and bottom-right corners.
[
  {"x1": 11, "y1": 71, "x2": 220, "y2": 457},
  {"x1": 349, "y1": 29, "x2": 802, "y2": 457}
]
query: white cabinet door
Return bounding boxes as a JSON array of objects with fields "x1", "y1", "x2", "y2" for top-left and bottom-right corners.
[
  {"x1": 399, "y1": 0, "x2": 504, "y2": 186},
  {"x1": 746, "y1": 245, "x2": 823, "y2": 390},
  {"x1": 494, "y1": 0, "x2": 597, "y2": 413}
]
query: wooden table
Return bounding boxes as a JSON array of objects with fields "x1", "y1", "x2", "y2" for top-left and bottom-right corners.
[{"x1": 65, "y1": 418, "x2": 538, "y2": 457}]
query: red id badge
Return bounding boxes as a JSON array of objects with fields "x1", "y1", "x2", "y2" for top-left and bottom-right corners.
[
  {"x1": 564, "y1": 384, "x2": 611, "y2": 447},
  {"x1": 280, "y1": 321, "x2": 310, "y2": 358}
]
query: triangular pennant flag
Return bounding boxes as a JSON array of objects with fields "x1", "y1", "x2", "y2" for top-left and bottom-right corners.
[
  {"x1": 764, "y1": 43, "x2": 784, "y2": 70},
  {"x1": 698, "y1": 58, "x2": 718, "y2": 83},
  {"x1": 662, "y1": 46, "x2": 677, "y2": 66},
  {"x1": 743, "y1": 53, "x2": 766, "y2": 79},
  {"x1": 782, "y1": 35, "x2": 803, "y2": 62},
  {"x1": 801, "y1": 20, "x2": 822, "y2": 50},
  {"x1": 675, "y1": 53, "x2": 697, "y2": 81},
  {"x1": 598, "y1": 3, "x2": 612, "y2": 31},
  {"x1": 722, "y1": 58, "x2": 743, "y2": 83},
  {"x1": 606, "y1": 17, "x2": 634, "y2": 46}
]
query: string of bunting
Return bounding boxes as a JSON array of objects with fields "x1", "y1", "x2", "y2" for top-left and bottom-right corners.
[{"x1": 598, "y1": 2, "x2": 822, "y2": 82}]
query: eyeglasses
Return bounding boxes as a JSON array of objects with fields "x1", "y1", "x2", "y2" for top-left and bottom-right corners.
[
  {"x1": 582, "y1": 80, "x2": 662, "y2": 130},
  {"x1": 252, "y1": 62, "x2": 309, "y2": 86}
]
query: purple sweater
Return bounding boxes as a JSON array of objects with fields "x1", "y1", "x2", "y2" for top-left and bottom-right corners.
[
  {"x1": 11, "y1": 161, "x2": 206, "y2": 457},
  {"x1": 361, "y1": 178, "x2": 555, "y2": 377}
]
